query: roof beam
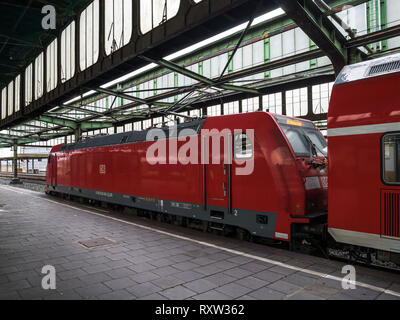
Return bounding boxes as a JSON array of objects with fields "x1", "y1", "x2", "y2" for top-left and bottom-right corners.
[
  {"x1": 277, "y1": 0, "x2": 348, "y2": 74},
  {"x1": 17, "y1": 138, "x2": 42, "y2": 144},
  {"x1": 322, "y1": 0, "x2": 370, "y2": 17},
  {"x1": 346, "y1": 24, "x2": 400, "y2": 48},
  {"x1": 38, "y1": 116, "x2": 78, "y2": 130},
  {"x1": 81, "y1": 122, "x2": 114, "y2": 130},
  {"x1": 93, "y1": 87, "x2": 149, "y2": 106},
  {"x1": 140, "y1": 56, "x2": 260, "y2": 95},
  {"x1": 0, "y1": 135, "x2": 42, "y2": 145},
  {"x1": 23, "y1": 122, "x2": 52, "y2": 130},
  {"x1": 62, "y1": 104, "x2": 108, "y2": 117},
  {"x1": 0, "y1": 133, "x2": 23, "y2": 141},
  {"x1": 93, "y1": 86, "x2": 201, "y2": 113},
  {"x1": 0, "y1": 138, "x2": 11, "y2": 144}
]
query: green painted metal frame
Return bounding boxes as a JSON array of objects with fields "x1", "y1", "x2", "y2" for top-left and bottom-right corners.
[
  {"x1": 2, "y1": 0, "x2": 400, "y2": 149},
  {"x1": 277, "y1": 0, "x2": 349, "y2": 74}
]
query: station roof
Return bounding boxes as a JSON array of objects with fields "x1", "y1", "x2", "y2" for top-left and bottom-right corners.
[
  {"x1": 0, "y1": 0, "x2": 91, "y2": 88},
  {"x1": 0, "y1": 0, "x2": 400, "y2": 149}
]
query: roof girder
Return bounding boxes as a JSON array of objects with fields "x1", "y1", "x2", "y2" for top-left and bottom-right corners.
[
  {"x1": 59, "y1": 48, "x2": 324, "y2": 130},
  {"x1": 140, "y1": 56, "x2": 260, "y2": 95},
  {"x1": 39, "y1": 116, "x2": 78, "y2": 130},
  {"x1": 277, "y1": 0, "x2": 349, "y2": 74}
]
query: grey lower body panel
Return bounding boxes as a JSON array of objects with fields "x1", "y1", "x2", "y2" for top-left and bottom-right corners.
[
  {"x1": 329, "y1": 228, "x2": 400, "y2": 253},
  {"x1": 48, "y1": 185, "x2": 278, "y2": 239}
]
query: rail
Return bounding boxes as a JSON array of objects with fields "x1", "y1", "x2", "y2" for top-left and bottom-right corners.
[{"x1": 0, "y1": 172, "x2": 45, "y2": 182}]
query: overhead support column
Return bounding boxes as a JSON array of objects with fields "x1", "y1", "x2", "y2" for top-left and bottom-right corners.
[
  {"x1": 10, "y1": 143, "x2": 22, "y2": 185},
  {"x1": 276, "y1": 0, "x2": 349, "y2": 74}
]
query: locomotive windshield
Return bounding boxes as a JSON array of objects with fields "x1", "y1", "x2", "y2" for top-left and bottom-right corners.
[{"x1": 274, "y1": 116, "x2": 327, "y2": 158}]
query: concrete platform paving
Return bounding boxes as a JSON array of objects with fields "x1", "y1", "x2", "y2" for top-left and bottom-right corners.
[{"x1": 0, "y1": 184, "x2": 399, "y2": 300}]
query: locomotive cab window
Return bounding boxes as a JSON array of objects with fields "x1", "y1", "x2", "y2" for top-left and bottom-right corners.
[
  {"x1": 274, "y1": 116, "x2": 327, "y2": 158},
  {"x1": 383, "y1": 134, "x2": 400, "y2": 184},
  {"x1": 234, "y1": 133, "x2": 253, "y2": 160},
  {"x1": 281, "y1": 127, "x2": 309, "y2": 157}
]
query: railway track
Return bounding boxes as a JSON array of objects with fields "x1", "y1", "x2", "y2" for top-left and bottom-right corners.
[
  {"x1": 47, "y1": 190, "x2": 400, "y2": 274},
  {"x1": 0, "y1": 172, "x2": 45, "y2": 182}
]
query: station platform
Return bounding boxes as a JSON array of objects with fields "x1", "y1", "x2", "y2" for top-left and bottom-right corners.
[{"x1": 0, "y1": 184, "x2": 399, "y2": 300}]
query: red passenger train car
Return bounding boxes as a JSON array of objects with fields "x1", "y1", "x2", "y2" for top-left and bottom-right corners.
[
  {"x1": 46, "y1": 112, "x2": 328, "y2": 244},
  {"x1": 328, "y1": 54, "x2": 400, "y2": 265}
]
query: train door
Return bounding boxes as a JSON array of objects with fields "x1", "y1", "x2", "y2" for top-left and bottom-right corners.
[
  {"x1": 50, "y1": 154, "x2": 57, "y2": 187},
  {"x1": 381, "y1": 134, "x2": 400, "y2": 240},
  {"x1": 203, "y1": 134, "x2": 232, "y2": 219}
]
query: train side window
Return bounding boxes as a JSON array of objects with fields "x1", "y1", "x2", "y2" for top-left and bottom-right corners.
[
  {"x1": 48, "y1": 156, "x2": 52, "y2": 164},
  {"x1": 120, "y1": 136, "x2": 128, "y2": 144},
  {"x1": 234, "y1": 133, "x2": 253, "y2": 160},
  {"x1": 382, "y1": 134, "x2": 400, "y2": 184}
]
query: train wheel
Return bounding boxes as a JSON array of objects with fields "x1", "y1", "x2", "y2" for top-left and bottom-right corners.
[
  {"x1": 155, "y1": 213, "x2": 163, "y2": 223},
  {"x1": 202, "y1": 221, "x2": 209, "y2": 233},
  {"x1": 181, "y1": 217, "x2": 188, "y2": 228},
  {"x1": 236, "y1": 228, "x2": 249, "y2": 241}
]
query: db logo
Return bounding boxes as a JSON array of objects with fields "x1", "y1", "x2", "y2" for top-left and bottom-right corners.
[{"x1": 99, "y1": 164, "x2": 106, "y2": 175}]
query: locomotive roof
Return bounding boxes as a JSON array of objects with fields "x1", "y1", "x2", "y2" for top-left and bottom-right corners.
[
  {"x1": 335, "y1": 53, "x2": 400, "y2": 85},
  {"x1": 59, "y1": 118, "x2": 206, "y2": 152}
]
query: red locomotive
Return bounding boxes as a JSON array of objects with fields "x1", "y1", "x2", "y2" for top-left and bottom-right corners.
[
  {"x1": 45, "y1": 53, "x2": 400, "y2": 268},
  {"x1": 46, "y1": 112, "x2": 328, "y2": 246}
]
